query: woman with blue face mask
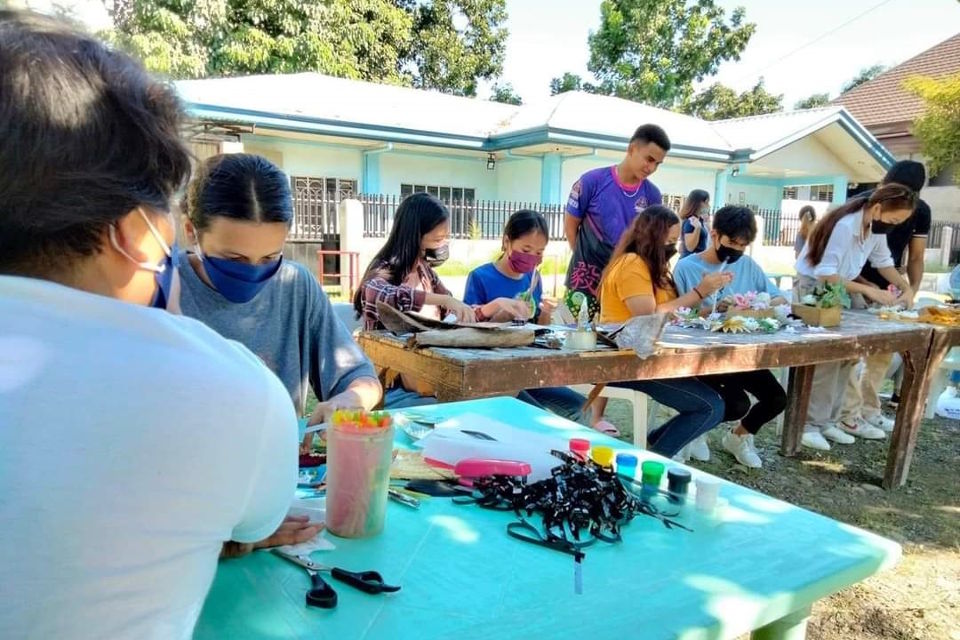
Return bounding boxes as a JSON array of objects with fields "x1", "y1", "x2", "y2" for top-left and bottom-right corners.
[{"x1": 177, "y1": 154, "x2": 382, "y2": 433}]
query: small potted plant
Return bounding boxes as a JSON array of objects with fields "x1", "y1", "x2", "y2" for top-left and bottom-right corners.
[{"x1": 792, "y1": 282, "x2": 850, "y2": 327}]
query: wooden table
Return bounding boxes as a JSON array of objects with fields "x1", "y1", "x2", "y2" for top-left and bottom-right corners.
[
  {"x1": 358, "y1": 312, "x2": 934, "y2": 489},
  {"x1": 195, "y1": 398, "x2": 901, "y2": 640}
]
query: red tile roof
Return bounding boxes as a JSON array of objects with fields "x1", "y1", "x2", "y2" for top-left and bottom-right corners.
[{"x1": 835, "y1": 32, "x2": 960, "y2": 127}]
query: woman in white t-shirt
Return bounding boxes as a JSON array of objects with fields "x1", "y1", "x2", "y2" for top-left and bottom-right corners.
[
  {"x1": 794, "y1": 183, "x2": 916, "y2": 451},
  {"x1": 0, "y1": 12, "x2": 313, "y2": 639}
]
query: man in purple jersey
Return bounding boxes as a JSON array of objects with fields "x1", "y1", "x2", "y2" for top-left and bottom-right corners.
[{"x1": 564, "y1": 124, "x2": 671, "y2": 320}]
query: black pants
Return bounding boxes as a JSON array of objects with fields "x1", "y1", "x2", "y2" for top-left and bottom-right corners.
[{"x1": 700, "y1": 370, "x2": 787, "y2": 434}]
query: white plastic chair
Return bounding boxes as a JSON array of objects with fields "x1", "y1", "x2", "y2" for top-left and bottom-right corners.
[{"x1": 572, "y1": 384, "x2": 653, "y2": 448}]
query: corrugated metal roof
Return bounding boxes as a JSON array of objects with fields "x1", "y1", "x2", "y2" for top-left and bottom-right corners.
[
  {"x1": 174, "y1": 72, "x2": 891, "y2": 165},
  {"x1": 834, "y1": 33, "x2": 960, "y2": 127}
]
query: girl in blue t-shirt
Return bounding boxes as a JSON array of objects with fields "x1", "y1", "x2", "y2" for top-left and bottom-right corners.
[{"x1": 464, "y1": 210, "x2": 586, "y2": 422}]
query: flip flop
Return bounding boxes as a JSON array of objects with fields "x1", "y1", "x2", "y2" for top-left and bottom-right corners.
[{"x1": 592, "y1": 420, "x2": 621, "y2": 437}]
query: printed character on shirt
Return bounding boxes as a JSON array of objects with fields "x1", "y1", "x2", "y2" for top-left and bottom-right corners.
[{"x1": 563, "y1": 124, "x2": 670, "y2": 321}]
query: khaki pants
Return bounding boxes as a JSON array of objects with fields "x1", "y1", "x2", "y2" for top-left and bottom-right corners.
[
  {"x1": 840, "y1": 353, "x2": 893, "y2": 423},
  {"x1": 806, "y1": 360, "x2": 855, "y2": 427}
]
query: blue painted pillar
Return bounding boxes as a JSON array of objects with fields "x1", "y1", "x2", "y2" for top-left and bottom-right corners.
[
  {"x1": 714, "y1": 170, "x2": 729, "y2": 208},
  {"x1": 540, "y1": 153, "x2": 563, "y2": 205},
  {"x1": 362, "y1": 152, "x2": 382, "y2": 193},
  {"x1": 832, "y1": 175, "x2": 849, "y2": 205}
]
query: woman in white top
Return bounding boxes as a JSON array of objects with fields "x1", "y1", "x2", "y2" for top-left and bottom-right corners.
[
  {"x1": 0, "y1": 12, "x2": 312, "y2": 639},
  {"x1": 794, "y1": 183, "x2": 916, "y2": 451}
]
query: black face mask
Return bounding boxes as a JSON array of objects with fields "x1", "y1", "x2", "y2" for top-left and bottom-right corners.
[
  {"x1": 871, "y1": 220, "x2": 897, "y2": 235},
  {"x1": 663, "y1": 243, "x2": 678, "y2": 261},
  {"x1": 424, "y1": 244, "x2": 450, "y2": 267},
  {"x1": 716, "y1": 244, "x2": 744, "y2": 264}
]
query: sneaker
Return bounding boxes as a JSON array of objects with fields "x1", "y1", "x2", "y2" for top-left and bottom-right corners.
[
  {"x1": 721, "y1": 430, "x2": 762, "y2": 468},
  {"x1": 838, "y1": 419, "x2": 887, "y2": 440},
  {"x1": 888, "y1": 393, "x2": 900, "y2": 409},
  {"x1": 863, "y1": 413, "x2": 895, "y2": 434},
  {"x1": 821, "y1": 424, "x2": 856, "y2": 444},
  {"x1": 687, "y1": 434, "x2": 711, "y2": 462},
  {"x1": 801, "y1": 427, "x2": 831, "y2": 451},
  {"x1": 672, "y1": 444, "x2": 690, "y2": 463}
]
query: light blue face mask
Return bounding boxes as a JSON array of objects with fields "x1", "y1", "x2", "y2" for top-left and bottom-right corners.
[
  {"x1": 109, "y1": 209, "x2": 177, "y2": 309},
  {"x1": 197, "y1": 247, "x2": 282, "y2": 303}
]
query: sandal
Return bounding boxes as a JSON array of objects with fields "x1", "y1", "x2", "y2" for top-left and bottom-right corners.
[{"x1": 592, "y1": 420, "x2": 621, "y2": 437}]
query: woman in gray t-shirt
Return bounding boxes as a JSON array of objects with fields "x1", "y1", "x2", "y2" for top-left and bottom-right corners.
[{"x1": 175, "y1": 154, "x2": 382, "y2": 433}]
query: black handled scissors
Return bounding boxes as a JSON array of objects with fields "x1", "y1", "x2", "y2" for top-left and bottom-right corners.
[{"x1": 273, "y1": 550, "x2": 401, "y2": 609}]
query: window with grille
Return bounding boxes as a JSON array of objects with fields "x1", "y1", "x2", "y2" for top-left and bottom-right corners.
[
  {"x1": 401, "y1": 183, "x2": 476, "y2": 204},
  {"x1": 782, "y1": 186, "x2": 799, "y2": 200},
  {"x1": 290, "y1": 176, "x2": 357, "y2": 239},
  {"x1": 809, "y1": 184, "x2": 834, "y2": 202},
  {"x1": 662, "y1": 193, "x2": 684, "y2": 212}
]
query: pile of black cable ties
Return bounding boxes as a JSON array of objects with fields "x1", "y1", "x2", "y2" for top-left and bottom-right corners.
[{"x1": 454, "y1": 450, "x2": 691, "y2": 563}]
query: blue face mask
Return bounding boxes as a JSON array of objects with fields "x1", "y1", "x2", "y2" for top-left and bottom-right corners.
[
  {"x1": 109, "y1": 209, "x2": 177, "y2": 310},
  {"x1": 198, "y1": 248, "x2": 283, "y2": 303}
]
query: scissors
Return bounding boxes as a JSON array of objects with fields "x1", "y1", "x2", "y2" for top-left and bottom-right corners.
[{"x1": 273, "y1": 550, "x2": 401, "y2": 609}]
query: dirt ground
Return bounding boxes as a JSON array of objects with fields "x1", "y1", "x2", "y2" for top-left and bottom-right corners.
[{"x1": 603, "y1": 400, "x2": 960, "y2": 640}]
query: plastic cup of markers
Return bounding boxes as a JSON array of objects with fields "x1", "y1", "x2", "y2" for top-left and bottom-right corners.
[{"x1": 615, "y1": 453, "x2": 638, "y2": 479}]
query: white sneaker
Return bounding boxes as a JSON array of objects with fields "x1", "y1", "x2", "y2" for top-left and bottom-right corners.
[
  {"x1": 801, "y1": 426, "x2": 831, "y2": 451},
  {"x1": 687, "y1": 434, "x2": 711, "y2": 462},
  {"x1": 838, "y1": 419, "x2": 887, "y2": 440},
  {"x1": 672, "y1": 444, "x2": 690, "y2": 463},
  {"x1": 722, "y1": 430, "x2": 762, "y2": 468},
  {"x1": 821, "y1": 424, "x2": 856, "y2": 444},
  {"x1": 863, "y1": 413, "x2": 895, "y2": 434}
]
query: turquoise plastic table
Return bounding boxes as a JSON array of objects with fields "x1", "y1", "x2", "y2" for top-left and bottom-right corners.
[{"x1": 195, "y1": 397, "x2": 900, "y2": 640}]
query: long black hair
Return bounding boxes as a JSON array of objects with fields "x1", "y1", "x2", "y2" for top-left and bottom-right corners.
[
  {"x1": 353, "y1": 192, "x2": 449, "y2": 315},
  {"x1": 805, "y1": 183, "x2": 915, "y2": 267},
  {"x1": 183, "y1": 154, "x2": 293, "y2": 231},
  {"x1": 501, "y1": 209, "x2": 549, "y2": 254},
  {"x1": 0, "y1": 10, "x2": 191, "y2": 275}
]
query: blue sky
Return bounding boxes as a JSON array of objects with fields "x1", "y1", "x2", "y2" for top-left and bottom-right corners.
[{"x1": 496, "y1": 0, "x2": 960, "y2": 107}]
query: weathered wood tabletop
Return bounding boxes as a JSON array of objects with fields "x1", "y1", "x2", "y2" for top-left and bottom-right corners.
[{"x1": 358, "y1": 312, "x2": 936, "y2": 489}]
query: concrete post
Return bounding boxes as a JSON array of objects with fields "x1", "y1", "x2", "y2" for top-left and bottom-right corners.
[
  {"x1": 831, "y1": 175, "x2": 848, "y2": 205},
  {"x1": 714, "y1": 170, "x2": 728, "y2": 208},
  {"x1": 941, "y1": 226, "x2": 953, "y2": 268},
  {"x1": 749, "y1": 215, "x2": 765, "y2": 257},
  {"x1": 540, "y1": 153, "x2": 563, "y2": 205},
  {"x1": 339, "y1": 199, "x2": 364, "y2": 296}
]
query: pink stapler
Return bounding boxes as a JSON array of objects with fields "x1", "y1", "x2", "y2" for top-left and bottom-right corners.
[{"x1": 453, "y1": 458, "x2": 532, "y2": 487}]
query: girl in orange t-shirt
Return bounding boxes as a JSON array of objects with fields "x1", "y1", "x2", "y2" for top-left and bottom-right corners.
[{"x1": 598, "y1": 205, "x2": 730, "y2": 457}]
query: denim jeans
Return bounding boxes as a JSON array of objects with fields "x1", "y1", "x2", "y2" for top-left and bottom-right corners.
[
  {"x1": 517, "y1": 387, "x2": 586, "y2": 423},
  {"x1": 609, "y1": 377, "x2": 724, "y2": 457},
  {"x1": 383, "y1": 385, "x2": 438, "y2": 409}
]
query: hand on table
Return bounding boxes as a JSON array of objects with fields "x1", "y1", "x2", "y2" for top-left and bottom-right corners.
[
  {"x1": 539, "y1": 297, "x2": 558, "y2": 321},
  {"x1": 865, "y1": 288, "x2": 897, "y2": 307},
  {"x1": 895, "y1": 286, "x2": 915, "y2": 309},
  {"x1": 444, "y1": 297, "x2": 477, "y2": 324},
  {"x1": 485, "y1": 297, "x2": 533, "y2": 322},
  {"x1": 221, "y1": 515, "x2": 323, "y2": 559}
]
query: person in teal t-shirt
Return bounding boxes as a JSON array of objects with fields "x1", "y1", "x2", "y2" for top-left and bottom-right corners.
[
  {"x1": 464, "y1": 210, "x2": 585, "y2": 423},
  {"x1": 672, "y1": 205, "x2": 788, "y2": 469}
]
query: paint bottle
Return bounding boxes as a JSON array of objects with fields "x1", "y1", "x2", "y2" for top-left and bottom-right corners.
[
  {"x1": 615, "y1": 453, "x2": 638, "y2": 479},
  {"x1": 640, "y1": 460, "x2": 665, "y2": 500},
  {"x1": 569, "y1": 438, "x2": 591, "y2": 462},
  {"x1": 666, "y1": 467, "x2": 692, "y2": 504},
  {"x1": 590, "y1": 445, "x2": 614, "y2": 468}
]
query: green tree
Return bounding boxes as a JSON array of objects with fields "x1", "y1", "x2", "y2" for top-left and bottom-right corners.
[
  {"x1": 906, "y1": 73, "x2": 960, "y2": 182},
  {"x1": 549, "y1": 72, "x2": 584, "y2": 95},
  {"x1": 403, "y1": 0, "x2": 508, "y2": 96},
  {"x1": 107, "y1": 0, "x2": 507, "y2": 96},
  {"x1": 489, "y1": 82, "x2": 522, "y2": 105},
  {"x1": 584, "y1": 0, "x2": 756, "y2": 108},
  {"x1": 794, "y1": 93, "x2": 830, "y2": 109},
  {"x1": 841, "y1": 64, "x2": 886, "y2": 93},
  {"x1": 680, "y1": 79, "x2": 782, "y2": 120}
]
